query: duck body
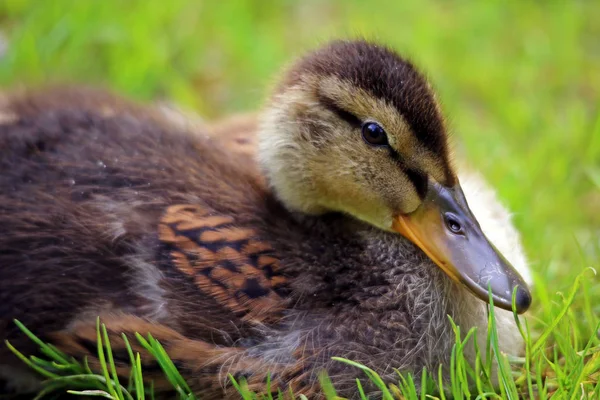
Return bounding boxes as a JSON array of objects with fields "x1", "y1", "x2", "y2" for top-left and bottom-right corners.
[
  {"x1": 0, "y1": 88, "x2": 455, "y2": 395},
  {"x1": 0, "y1": 40, "x2": 531, "y2": 398}
]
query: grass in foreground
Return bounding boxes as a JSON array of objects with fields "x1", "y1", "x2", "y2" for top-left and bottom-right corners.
[
  {"x1": 0, "y1": 1, "x2": 598, "y2": 398},
  {"x1": 6, "y1": 269, "x2": 600, "y2": 399}
]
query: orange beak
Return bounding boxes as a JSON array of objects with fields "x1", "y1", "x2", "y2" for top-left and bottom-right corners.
[{"x1": 392, "y1": 181, "x2": 531, "y2": 314}]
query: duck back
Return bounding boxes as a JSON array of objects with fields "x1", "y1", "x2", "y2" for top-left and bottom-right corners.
[{"x1": 0, "y1": 87, "x2": 279, "y2": 355}]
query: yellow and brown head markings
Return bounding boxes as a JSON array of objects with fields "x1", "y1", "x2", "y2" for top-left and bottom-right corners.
[
  {"x1": 288, "y1": 42, "x2": 449, "y2": 155},
  {"x1": 259, "y1": 39, "x2": 457, "y2": 231},
  {"x1": 159, "y1": 205, "x2": 286, "y2": 324},
  {"x1": 315, "y1": 76, "x2": 447, "y2": 192},
  {"x1": 295, "y1": 41, "x2": 454, "y2": 184}
]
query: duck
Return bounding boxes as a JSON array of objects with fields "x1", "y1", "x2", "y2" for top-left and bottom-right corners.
[{"x1": 0, "y1": 40, "x2": 532, "y2": 398}]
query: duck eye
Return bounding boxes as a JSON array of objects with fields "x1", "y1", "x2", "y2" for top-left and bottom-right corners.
[
  {"x1": 445, "y1": 214, "x2": 463, "y2": 234},
  {"x1": 361, "y1": 122, "x2": 389, "y2": 146}
]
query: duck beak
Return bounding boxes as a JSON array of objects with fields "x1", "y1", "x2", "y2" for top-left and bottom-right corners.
[{"x1": 392, "y1": 181, "x2": 532, "y2": 314}]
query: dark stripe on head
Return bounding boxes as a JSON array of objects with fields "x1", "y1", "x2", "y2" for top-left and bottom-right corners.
[
  {"x1": 388, "y1": 148, "x2": 429, "y2": 199},
  {"x1": 284, "y1": 39, "x2": 454, "y2": 185},
  {"x1": 317, "y1": 93, "x2": 362, "y2": 128}
]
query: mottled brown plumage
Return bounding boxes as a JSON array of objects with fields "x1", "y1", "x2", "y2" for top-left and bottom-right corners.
[{"x1": 0, "y1": 40, "x2": 530, "y2": 398}]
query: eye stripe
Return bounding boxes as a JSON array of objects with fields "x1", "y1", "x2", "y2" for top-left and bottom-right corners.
[
  {"x1": 403, "y1": 167, "x2": 428, "y2": 199},
  {"x1": 317, "y1": 94, "x2": 362, "y2": 127},
  {"x1": 388, "y1": 148, "x2": 428, "y2": 199},
  {"x1": 314, "y1": 93, "x2": 429, "y2": 198}
]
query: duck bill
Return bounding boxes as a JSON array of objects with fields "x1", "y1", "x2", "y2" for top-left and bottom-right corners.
[{"x1": 392, "y1": 181, "x2": 532, "y2": 314}]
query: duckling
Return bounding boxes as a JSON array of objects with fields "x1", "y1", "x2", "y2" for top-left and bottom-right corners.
[
  {"x1": 200, "y1": 109, "x2": 534, "y2": 357},
  {"x1": 201, "y1": 115, "x2": 532, "y2": 284},
  {"x1": 197, "y1": 107, "x2": 534, "y2": 383},
  {"x1": 0, "y1": 40, "x2": 532, "y2": 398}
]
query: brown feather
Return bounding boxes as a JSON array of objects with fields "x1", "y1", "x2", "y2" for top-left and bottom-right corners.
[{"x1": 0, "y1": 41, "x2": 497, "y2": 398}]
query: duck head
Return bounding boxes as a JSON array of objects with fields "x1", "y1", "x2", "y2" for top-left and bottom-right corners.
[{"x1": 258, "y1": 40, "x2": 531, "y2": 314}]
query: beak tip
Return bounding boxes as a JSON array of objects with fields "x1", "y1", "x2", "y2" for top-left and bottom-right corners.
[{"x1": 515, "y1": 285, "x2": 532, "y2": 314}]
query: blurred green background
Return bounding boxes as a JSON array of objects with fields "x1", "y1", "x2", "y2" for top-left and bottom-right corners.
[{"x1": 0, "y1": 0, "x2": 598, "y2": 319}]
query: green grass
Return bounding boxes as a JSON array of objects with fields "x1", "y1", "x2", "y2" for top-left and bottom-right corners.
[
  {"x1": 6, "y1": 319, "x2": 196, "y2": 400},
  {"x1": 6, "y1": 278, "x2": 600, "y2": 398},
  {"x1": 0, "y1": 0, "x2": 599, "y2": 398}
]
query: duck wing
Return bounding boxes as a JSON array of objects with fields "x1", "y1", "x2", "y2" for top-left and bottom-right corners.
[{"x1": 158, "y1": 203, "x2": 287, "y2": 325}]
